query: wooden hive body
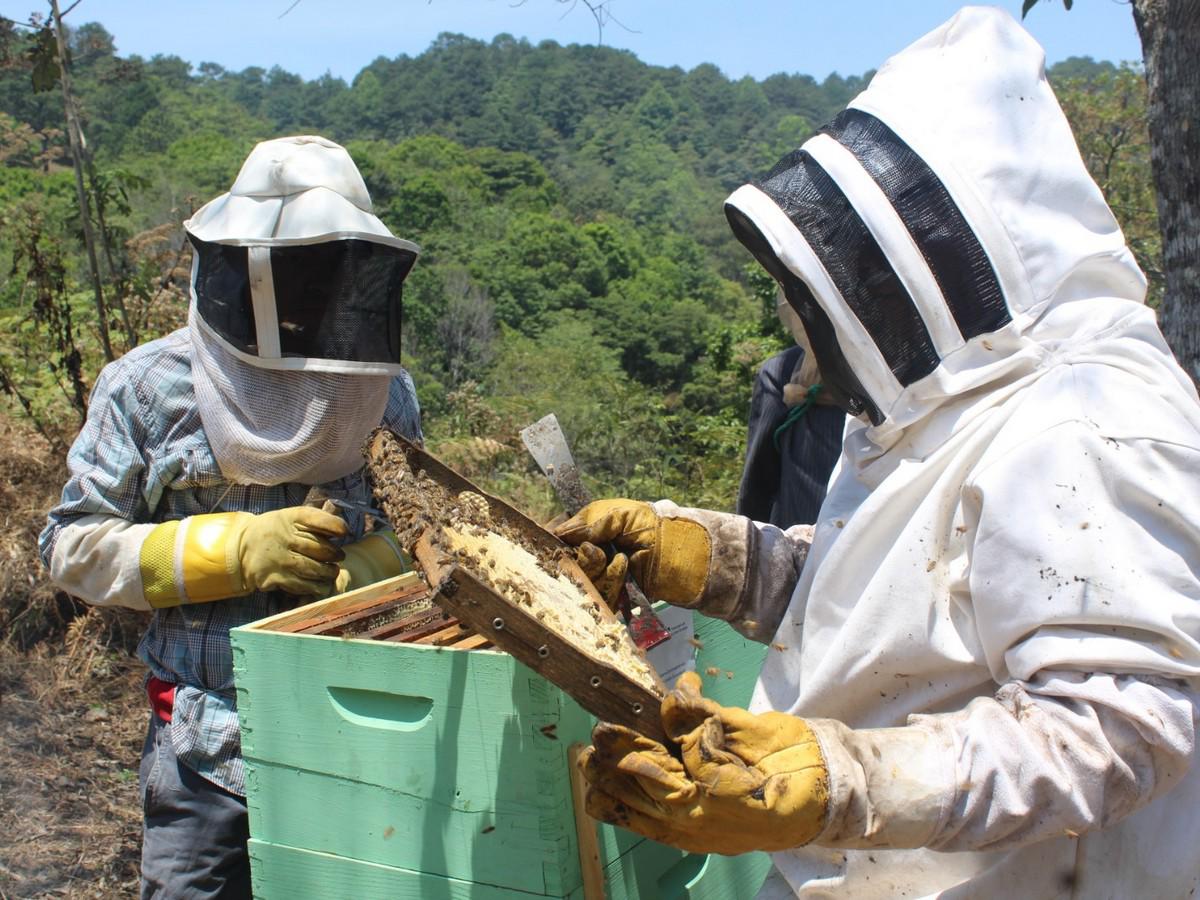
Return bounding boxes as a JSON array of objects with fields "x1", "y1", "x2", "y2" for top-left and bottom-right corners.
[{"x1": 232, "y1": 573, "x2": 773, "y2": 899}]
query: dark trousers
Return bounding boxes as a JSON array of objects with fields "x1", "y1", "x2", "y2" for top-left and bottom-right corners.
[{"x1": 139, "y1": 715, "x2": 252, "y2": 899}]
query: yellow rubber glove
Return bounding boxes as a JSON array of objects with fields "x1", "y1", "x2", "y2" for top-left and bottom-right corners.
[
  {"x1": 578, "y1": 671, "x2": 830, "y2": 854},
  {"x1": 333, "y1": 530, "x2": 411, "y2": 594},
  {"x1": 554, "y1": 499, "x2": 711, "y2": 609},
  {"x1": 140, "y1": 507, "x2": 348, "y2": 608}
]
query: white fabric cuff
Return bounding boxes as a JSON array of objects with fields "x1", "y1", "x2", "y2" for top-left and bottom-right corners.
[
  {"x1": 49, "y1": 514, "x2": 157, "y2": 611},
  {"x1": 650, "y1": 500, "x2": 808, "y2": 642},
  {"x1": 809, "y1": 717, "x2": 957, "y2": 849}
]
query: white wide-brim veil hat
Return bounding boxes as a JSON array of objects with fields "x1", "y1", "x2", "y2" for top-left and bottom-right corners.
[
  {"x1": 186, "y1": 136, "x2": 410, "y2": 248},
  {"x1": 185, "y1": 135, "x2": 420, "y2": 377},
  {"x1": 184, "y1": 135, "x2": 420, "y2": 486}
]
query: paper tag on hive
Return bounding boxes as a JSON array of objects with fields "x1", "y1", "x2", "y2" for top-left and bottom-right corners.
[{"x1": 644, "y1": 606, "x2": 696, "y2": 686}]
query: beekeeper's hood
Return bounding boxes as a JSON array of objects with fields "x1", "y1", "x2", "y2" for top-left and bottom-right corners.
[
  {"x1": 185, "y1": 134, "x2": 418, "y2": 375},
  {"x1": 724, "y1": 6, "x2": 1147, "y2": 447},
  {"x1": 184, "y1": 136, "x2": 420, "y2": 486}
]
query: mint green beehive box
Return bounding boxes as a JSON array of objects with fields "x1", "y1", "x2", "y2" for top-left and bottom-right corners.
[{"x1": 232, "y1": 574, "x2": 772, "y2": 899}]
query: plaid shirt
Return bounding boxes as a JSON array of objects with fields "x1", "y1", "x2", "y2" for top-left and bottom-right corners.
[{"x1": 39, "y1": 328, "x2": 422, "y2": 795}]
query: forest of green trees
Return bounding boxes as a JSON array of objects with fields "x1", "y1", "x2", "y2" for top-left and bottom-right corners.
[{"x1": 0, "y1": 23, "x2": 1158, "y2": 517}]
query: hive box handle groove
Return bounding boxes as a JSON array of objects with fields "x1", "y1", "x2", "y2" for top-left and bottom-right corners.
[
  {"x1": 327, "y1": 687, "x2": 434, "y2": 732},
  {"x1": 657, "y1": 852, "x2": 709, "y2": 898}
]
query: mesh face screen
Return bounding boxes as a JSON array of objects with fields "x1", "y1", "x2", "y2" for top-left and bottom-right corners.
[
  {"x1": 190, "y1": 235, "x2": 256, "y2": 353},
  {"x1": 270, "y1": 240, "x2": 415, "y2": 364},
  {"x1": 781, "y1": 276, "x2": 881, "y2": 425},
  {"x1": 724, "y1": 202, "x2": 881, "y2": 424},
  {"x1": 758, "y1": 150, "x2": 941, "y2": 392},
  {"x1": 823, "y1": 109, "x2": 1010, "y2": 340},
  {"x1": 190, "y1": 235, "x2": 416, "y2": 365}
]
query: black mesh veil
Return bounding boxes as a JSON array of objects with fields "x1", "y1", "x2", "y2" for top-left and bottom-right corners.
[
  {"x1": 727, "y1": 112, "x2": 1012, "y2": 427},
  {"x1": 270, "y1": 240, "x2": 415, "y2": 364},
  {"x1": 757, "y1": 148, "x2": 941, "y2": 393},
  {"x1": 190, "y1": 236, "x2": 254, "y2": 351},
  {"x1": 189, "y1": 234, "x2": 417, "y2": 366},
  {"x1": 822, "y1": 110, "x2": 1009, "y2": 340},
  {"x1": 724, "y1": 202, "x2": 882, "y2": 424}
]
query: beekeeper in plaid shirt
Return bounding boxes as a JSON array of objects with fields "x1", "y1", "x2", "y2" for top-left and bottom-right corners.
[{"x1": 40, "y1": 135, "x2": 422, "y2": 899}]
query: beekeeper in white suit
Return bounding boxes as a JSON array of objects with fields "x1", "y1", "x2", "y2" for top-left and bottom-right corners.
[
  {"x1": 557, "y1": 8, "x2": 1200, "y2": 898},
  {"x1": 41, "y1": 136, "x2": 423, "y2": 898}
]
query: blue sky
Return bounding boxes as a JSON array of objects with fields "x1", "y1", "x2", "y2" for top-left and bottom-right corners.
[{"x1": 2, "y1": 1, "x2": 1142, "y2": 82}]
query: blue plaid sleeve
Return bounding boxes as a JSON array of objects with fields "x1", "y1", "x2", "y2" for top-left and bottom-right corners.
[
  {"x1": 39, "y1": 363, "x2": 153, "y2": 567},
  {"x1": 384, "y1": 370, "x2": 423, "y2": 443}
]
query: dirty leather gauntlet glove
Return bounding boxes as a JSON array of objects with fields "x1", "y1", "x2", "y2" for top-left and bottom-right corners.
[
  {"x1": 333, "y1": 530, "x2": 411, "y2": 594},
  {"x1": 579, "y1": 670, "x2": 830, "y2": 854},
  {"x1": 554, "y1": 499, "x2": 713, "y2": 611},
  {"x1": 139, "y1": 506, "x2": 349, "y2": 607}
]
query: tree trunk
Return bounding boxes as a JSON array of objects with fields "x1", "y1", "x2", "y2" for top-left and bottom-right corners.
[
  {"x1": 49, "y1": 0, "x2": 114, "y2": 362},
  {"x1": 88, "y1": 165, "x2": 138, "y2": 348},
  {"x1": 1132, "y1": 0, "x2": 1200, "y2": 383}
]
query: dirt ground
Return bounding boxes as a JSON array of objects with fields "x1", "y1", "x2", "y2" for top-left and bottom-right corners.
[
  {"x1": 0, "y1": 417, "x2": 147, "y2": 899},
  {"x1": 0, "y1": 629, "x2": 145, "y2": 899}
]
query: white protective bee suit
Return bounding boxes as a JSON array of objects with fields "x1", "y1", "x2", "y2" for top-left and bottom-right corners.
[{"x1": 715, "y1": 7, "x2": 1200, "y2": 898}]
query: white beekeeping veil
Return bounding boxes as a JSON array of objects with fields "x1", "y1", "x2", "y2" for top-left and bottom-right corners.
[
  {"x1": 184, "y1": 135, "x2": 421, "y2": 486},
  {"x1": 724, "y1": 7, "x2": 1145, "y2": 438}
]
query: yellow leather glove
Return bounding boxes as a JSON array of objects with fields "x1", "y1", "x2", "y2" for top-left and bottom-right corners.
[
  {"x1": 571, "y1": 540, "x2": 629, "y2": 612},
  {"x1": 578, "y1": 671, "x2": 830, "y2": 854},
  {"x1": 140, "y1": 507, "x2": 348, "y2": 608},
  {"x1": 554, "y1": 499, "x2": 711, "y2": 610},
  {"x1": 333, "y1": 530, "x2": 411, "y2": 594}
]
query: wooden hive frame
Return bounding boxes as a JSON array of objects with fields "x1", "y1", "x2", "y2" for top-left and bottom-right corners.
[
  {"x1": 252, "y1": 429, "x2": 673, "y2": 745},
  {"x1": 246, "y1": 574, "x2": 492, "y2": 650},
  {"x1": 366, "y1": 430, "x2": 670, "y2": 744}
]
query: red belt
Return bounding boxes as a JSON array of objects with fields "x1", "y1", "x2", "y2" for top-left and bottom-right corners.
[{"x1": 147, "y1": 676, "x2": 175, "y2": 723}]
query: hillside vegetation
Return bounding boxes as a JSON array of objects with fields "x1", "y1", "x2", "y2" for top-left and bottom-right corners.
[{"x1": 0, "y1": 26, "x2": 1157, "y2": 518}]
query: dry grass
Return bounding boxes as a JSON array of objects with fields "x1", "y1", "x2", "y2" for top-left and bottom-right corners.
[
  {"x1": 0, "y1": 416, "x2": 74, "y2": 649},
  {"x1": 0, "y1": 415, "x2": 146, "y2": 899}
]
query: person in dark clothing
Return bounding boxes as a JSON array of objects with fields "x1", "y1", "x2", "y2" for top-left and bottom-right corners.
[{"x1": 737, "y1": 308, "x2": 844, "y2": 529}]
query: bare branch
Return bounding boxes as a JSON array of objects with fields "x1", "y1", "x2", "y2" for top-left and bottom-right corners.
[
  {"x1": 565, "y1": 0, "x2": 606, "y2": 44},
  {"x1": 0, "y1": 14, "x2": 39, "y2": 31},
  {"x1": 57, "y1": 0, "x2": 85, "y2": 19},
  {"x1": 49, "y1": 0, "x2": 115, "y2": 359},
  {"x1": 504, "y1": 0, "x2": 636, "y2": 44}
]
